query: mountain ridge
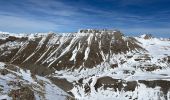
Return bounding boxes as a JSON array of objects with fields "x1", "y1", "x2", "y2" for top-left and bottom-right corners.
[{"x1": 0, "y1": 29, "x2": 145, "y2": 70}]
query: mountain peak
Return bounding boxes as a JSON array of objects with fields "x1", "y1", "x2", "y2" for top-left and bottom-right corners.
[
  {"x1": 78, "y1": 29, "x2": 117, "y2": 33},
  {"x1": 140, "y1": 34, "x2": 153, "y2": 39},
  {"x1": 0, "y1": 29, "x2": 144, "y2": 70}
]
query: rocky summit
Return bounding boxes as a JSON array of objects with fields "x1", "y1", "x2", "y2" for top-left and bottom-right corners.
[{"x1": 0, "y1": 29, "x2": 170, "y2": 100}]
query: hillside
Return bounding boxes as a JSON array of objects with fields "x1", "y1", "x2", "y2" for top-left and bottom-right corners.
[{"x1": 0, "y1": 29, "x2": 170, "y2": 100}]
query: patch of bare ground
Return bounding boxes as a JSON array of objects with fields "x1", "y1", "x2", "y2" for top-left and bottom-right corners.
[
  {"x1": 49, "y1": 77, "x2": 74, "y2": 95},
  {"x1": 21, "y1": 64, "x2": 55, "y2": 76},
  {"x1": 8, "y1": 86, "x2": 35, "y2": 100}
]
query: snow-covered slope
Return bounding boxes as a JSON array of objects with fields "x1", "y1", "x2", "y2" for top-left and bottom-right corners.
[
  {"x1": 0, "y1": 29, "x2": 170, "y2": 100},
  {"x1": 0, "y1": 62, "x2": 72, "y2": 100}
]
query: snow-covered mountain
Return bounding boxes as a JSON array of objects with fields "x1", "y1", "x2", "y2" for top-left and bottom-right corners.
[{"x1": 0, "y1": 29, "x2": 170, "y2": 100}]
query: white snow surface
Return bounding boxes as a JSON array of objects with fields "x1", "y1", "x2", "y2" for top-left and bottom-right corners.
[{"x1": 0, "y1": 62, "x2": 70, "y2": 100}]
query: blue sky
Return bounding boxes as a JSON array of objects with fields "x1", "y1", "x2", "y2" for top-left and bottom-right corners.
[{"x1": 0, "y1": 0, "x2": 170, "y2": 37}]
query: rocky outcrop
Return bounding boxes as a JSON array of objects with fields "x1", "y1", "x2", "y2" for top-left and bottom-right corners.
[
  {"x1": 93, "y1": 76, "x2": 170, "y2": 100},
  {"x1": 142, "y1": 34, "x2": 153, "y2": 39},
  {"x1": 94, "y1": 76, "x2": 123, "y2": 91},
  {"x1": 9, "y1": 86, "x2": 35, "y2": 100}
]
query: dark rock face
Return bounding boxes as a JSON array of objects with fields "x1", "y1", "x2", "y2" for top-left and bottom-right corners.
[
  {"x1": 162, "y1": 56, "x2": 170, "y2": 63},
  {"x1": 134, "y1": 54, "x2": 151, "y2": 62},
  {"x1": 94, "y1": 76, "x2": 123, "y2": 91},
  {"x1": 143, "y1": 34, "x2": 153, "y2": 39},
  {"x1": 167, "y1": 56, "x2": 170, "y2": 63},
  {"x1": 0, "y1": 64, "x2": 18, "y2": 75},
  {"x1": 139, "y1": 80, "x2": 170, "y2": 99},
  {"x1": 6, "y1": 36, "x2": 19, "y2": 42},
  {"x1": 84, "y1": 83, "x2": 91, "y2": 93},
  {"x1": 124, "y1": 81, "x2": 138, "y2": 91},
  {"x1": 49, "y1": 77, "x2": 74, "y2": 92},
  {"x1": 110, "y1": 63, "x2": 118, "y2": 68},
  {"x1": 0, "y1": 69, "x2": 9, "y2": 75},
  {"x1": 94, "y1": 76, "x2": 170, "y2": 100},
  {"x1": 94, "y1": 77, "x2": 137, "y2": 92},
  {"x1": 0, "y1": 36, "x2": 19, "y2": 45},
  {"x1": 23, "y1": 64, "x2": 55, "y2": 76},
  {"x1": 9, "y1": 86, "x2": 35, "y2": 100}
]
